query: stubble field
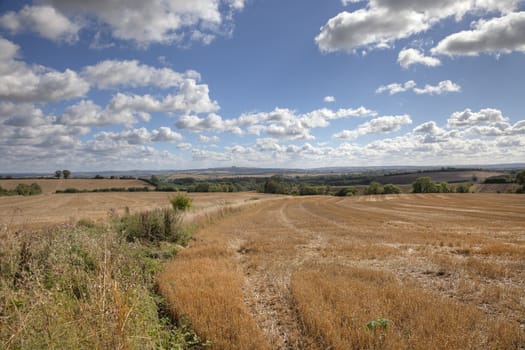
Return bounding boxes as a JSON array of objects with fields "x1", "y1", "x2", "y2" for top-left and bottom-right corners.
[
  {"x1": 159, "y1": 193, "x2": 525, "y2": 349},
  {"x1": 0, "y1": 191, "x2": 268, "y2": 228}
]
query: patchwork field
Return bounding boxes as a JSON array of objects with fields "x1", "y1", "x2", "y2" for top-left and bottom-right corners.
[
  {"x1": 0, "y1": 192, "x2": 269, "y2": 228},
  {"x1": 159, "y1": 194, "x2": 525, "y2": 349}
]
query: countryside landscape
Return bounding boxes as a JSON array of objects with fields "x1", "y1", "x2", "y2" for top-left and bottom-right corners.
[
  {"x1": 2, "y1": 0, "x2": 525, "y2": 349},
  {"x1": 1, "y1": 167, "x2": 525, "y2": 349}
]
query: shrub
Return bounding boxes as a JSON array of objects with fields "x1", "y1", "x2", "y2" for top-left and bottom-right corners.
[
  {"x1": 383, "y1": 184, "x2": 402, "y2": 194},
  {"x1": 170, "y1": 193, "x2": 193, "y2": 211},
  {"x1": 365, "y1": 182, "x2": 383, "y2": 195},
  {"x1": 15, "y1": 183, "x2": 42, "y2": 196},
  {"x1": 335, "y1": 186, "x2": 358, "y2": 196},
  {"x1": 412, "y1": 177, "x2": 437, "y2": 193},
  {"x1": 117, "y1": 208, "x2": 186, "y2": 244}
]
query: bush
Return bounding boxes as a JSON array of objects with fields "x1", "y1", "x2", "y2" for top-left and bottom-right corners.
[
  {"x1": 383, "y1": 184, "x2": 402, "y2": 194},
  {"x1": 335, "y1": 186, "x2": 358, "y2": 197},
  {"x1": 365, "y1": 182, "x2": 383, "y2": 195},
  {"x1": 117, "y1": 208, "x2": 186, "y2": 244},
  {"x1": 170, "y1": 193, "x2": 193, "y2": 211},
  {"x1": 15, "y1": 183, "x2": 42, "y2": 196}
]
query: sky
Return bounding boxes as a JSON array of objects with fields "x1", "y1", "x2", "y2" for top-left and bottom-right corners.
[{"x1": 1, "y1": 0, "x2": 525, "y2": 172}]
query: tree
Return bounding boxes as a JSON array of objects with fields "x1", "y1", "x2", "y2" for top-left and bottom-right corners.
[
  {"x1": 62, "y1": 170, "x2": 71, "y2": 179},
  {"x1": 412, "y1": 177, "x2": 437, "y2": 193},
  {"x1": 515, "y1": 170, "x2": 525, "y2": 193},
  {"x1": 365, "y1": 182, "x2": 383, "y2": 195},
  {"x1": 55, "y1": 170, "x2": 62, "y2": 179},
  {"x1": 516, "y1": 170, "x2": 525, "y2": 185},
  {"x1": 383, "y1": 184, "x2": 402, "y2": 194}
]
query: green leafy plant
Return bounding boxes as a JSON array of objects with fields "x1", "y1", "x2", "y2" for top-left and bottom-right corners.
[
  {"x1": 366, "y1": 317, "x2": 389, "y2": 332},
  {"x1": 170, "y1": 193, "x2": 193, "y2": 211}
]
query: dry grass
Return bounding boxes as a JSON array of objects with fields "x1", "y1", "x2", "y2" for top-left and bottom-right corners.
[
  {"x1": 0, "y1": 192, "x2": 275, "y2": 228},
  {"x1": 158, "y1": 194, "x2": 525, "y2": 349},
  {"x1": 0, "y1": 178, "x2": 154, "y2": 194},
  {"x1": 158, "y1": 243, "x2": 270, "y2": 350},
  {"x1": 291, "y1": 265, "x2": 523, "y2": 350}
]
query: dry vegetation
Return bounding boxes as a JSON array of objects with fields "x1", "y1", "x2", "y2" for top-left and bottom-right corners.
[
  {"x1": 0, "y1": 192, "x2": 271, "y2": 228},
  {"x1": 159, "y1": 194, "x2": 525, "y2": 349}
]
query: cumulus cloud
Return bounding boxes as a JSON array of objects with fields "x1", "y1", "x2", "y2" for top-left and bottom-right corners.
[
  {"x1": 198, "y1": 135, "x2": 220, "y2": 143},
  {"x1": 334, "y1": 114, "x2": 412, "y2": 139},
  {"x1": 0, "y1": 37, "x2": 89, "y2": 102},
  {"x1": 397, "y1": 48, "x2": 441, "y2": 69},
  {"x1": 376, "y1": 80, "x2": 460, "y2": 95},
  {"x1": 176, "y1": 106, "x2": 376, "y2": 140},
  {"x1": 447, "y1": 108, "x2": 509, "y2": 128},
  {"x1": 376, "y1": 80, "x2": 416, "y2": 95},
  {"x1": 38, "y1": 0, "x2": 245, "y2": 45},
  {"x1": 0, "y1": 5, "x2": 80, "y2": 42},
  {"x1": 324, "y1": 96, "x2": 336, "y2": 103},
  {"x1": 59, "y1": 85, "x2": 219, "y2": 127},
  {"x1": 316, "y1": 0, "x2": 517, "y2": 52},
  {"x1": 94, "y1": 127, "x2": 183, "y2": 145},
  {"x1": 413, "y1": 80, "x2": 461, "y2": 95},
  {"x1": 432, "y1": 11, "x2": 525, "y2": 56},
  {"x1": 83, "y1": 60, "x2": 200, "y2": 89}
]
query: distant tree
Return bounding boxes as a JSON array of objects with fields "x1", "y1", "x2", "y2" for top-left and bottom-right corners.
[
  {"x1": 383, "y1": 184, "x2": 402, "y2": 194},
  {"x1": 55, "y1": 170, "x2": 62, "y2": 179},
  {"x1": 438, "y1": 182, "x2": 452, "y2": 193},
  {"x1": 335, "y1": 186, "x2": 358, "y2": 197},
  {"x1": 516, "y1": 170, "x2": 525, "y2": 185},
  {"x1": 365, "y1": 182, "x2": 383, "y2": 195},
  {"x1": 515, "y1": 170, "x2": 525, "y2": 193},
  {"x1": 455, "y1": 183, "x2": 471, "y2": 193},
  {"x1": 62, "y1": 170, "x2": 71, "y2": 179},
  {"x1": 412, "y1": 177, "x2": 437, "y2": 193}
]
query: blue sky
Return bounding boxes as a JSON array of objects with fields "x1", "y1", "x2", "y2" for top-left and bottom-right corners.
[{"x1": 1, "y1": 0, "x2": 525, "y2": 172}]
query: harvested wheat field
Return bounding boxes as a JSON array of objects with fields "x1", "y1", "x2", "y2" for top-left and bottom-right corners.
[
  {"x1": 0, "y1": 192, "x2": 270, "y2": 228},
  {"x1": 159, "y1": 193, "x2": 525, "y2": 349}
]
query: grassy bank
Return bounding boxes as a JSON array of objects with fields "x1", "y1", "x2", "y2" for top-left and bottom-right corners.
[{"x1": 0, "y1": 210, "x2": 207, "y2": 349}]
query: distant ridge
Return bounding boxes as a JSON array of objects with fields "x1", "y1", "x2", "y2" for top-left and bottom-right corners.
[{"x1": 2, "y1": 163, "x2": 524, "y2": 178}]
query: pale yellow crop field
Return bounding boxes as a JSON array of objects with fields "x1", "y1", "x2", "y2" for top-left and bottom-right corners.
[
  {"x1": 0, "y1": 191, "x2": 270, "y2": 228},
  {"x1": 159, "y1": 194, "x2": 525, "y2": 349}
]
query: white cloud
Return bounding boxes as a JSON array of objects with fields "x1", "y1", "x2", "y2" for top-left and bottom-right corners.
[
  {"x1": 397, "y1": 48, "x2": 441, "y2": 69},
  {"x1": 59, "y1": 85, "x2": 219, "y2": 127},
  {"x1": 324, "y1": 96, "x2": 336, "y2": 103},
  {"x1": 83, "y1": 60, "x2": 200, "y2": 89},
  {"x1": 198, "y1": 135, "x2": 220, "y2": 143},
  {"x1": 40, "y1": 0, "x2": 245, "y2": 45},
  {"x1": 0, "y1": 5, "x2": 80, "y2": 42},
  {"x1": 0, "y1": 102, "x2": 51, "y2": 127},
  {"x1": 94, "y1": 127, "x2": 183, "y2": 145},
  {"x1": 376, "y1": 80, "x2": 460, "y2": 95},
  {"x1": 433, "y1": 11, "x2": 525, "y2": 56},
  {"x1": 177, "y1": 143, "x2": 193, "y2": 150},
  {"x1": 176, "y1": 106, "x2": 376, "y2": 140},
  {"x1": 413, "y1": 80, "x2": 461, "y2": 95},
  {"x1": 0, "y1": 37, "x2": 89, "y2": 102},
  {"x1": 413, "y1": 121, "x2": 444, "y2": 135},
  {"x1": 316, "y1": 0, "x2": 517, "y2": 52},
  {"x1": 376, "y1": 80, "x2": 416, "y2": 95},
  {"x1": 334, "y1": 114, "x2": 412, "y2": 139},
  {"x1": 447, "y1": 108, "x2": 509, "y2": 128}
]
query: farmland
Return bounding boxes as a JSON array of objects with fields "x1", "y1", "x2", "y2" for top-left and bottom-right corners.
[
  {"x1": 159, "y1": 193, "x2": 525, "y2": 349},
  {"x1": 0, "y1": 178, "x2": 154, "y2": 194},
  {"x1": 1, "y1": 184, "x2": 524, "y2": 349},
  {"x1": 0, "y1": 191, "x2": 270, "y2": 228}
]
